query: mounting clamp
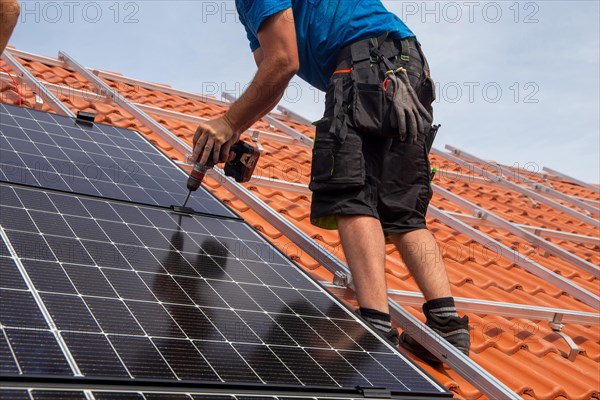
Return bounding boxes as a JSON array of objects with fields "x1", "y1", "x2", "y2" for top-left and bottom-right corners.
[
  {"x1": 550, "y1": 313, "x2": 579, "y2": 361},
  {"x1": 251, "y1": 130, "x2": 264, "y2": 154},
  {"x1": 333, "y1": 271, "x2": 350, "y2": 287},
  {"x1": 356, "y1": 386, "x2": 391, "y2": 398},
  {"x1": 75, "y1": 111, "x2": 96, "y2": 127}
]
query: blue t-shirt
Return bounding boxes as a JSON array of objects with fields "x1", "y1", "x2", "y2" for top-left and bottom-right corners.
[{"x1": 235, "y1": 0, "x2": 414, "y2": 91}]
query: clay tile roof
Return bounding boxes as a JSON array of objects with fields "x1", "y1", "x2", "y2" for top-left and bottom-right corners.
[{"x1": 1, "y1": 47, "x2": 598, "y2": 400}]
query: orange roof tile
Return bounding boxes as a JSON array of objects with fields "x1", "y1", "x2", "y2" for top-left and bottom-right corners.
[{"x1": 1, "y1": 48, "x2": 598, "y2": 400}]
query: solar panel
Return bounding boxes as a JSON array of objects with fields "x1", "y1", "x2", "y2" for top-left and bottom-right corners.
[
  {"x1": 0, "y1": 182, "x2": 449, "y2": 397},
  {"x1": 0, "y1": 103, "x2": 235, "y2": 218}
]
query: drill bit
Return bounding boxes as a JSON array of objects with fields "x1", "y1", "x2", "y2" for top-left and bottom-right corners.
[{"x1": 181, "y1": 190, "x2": 191, "y2": 208}]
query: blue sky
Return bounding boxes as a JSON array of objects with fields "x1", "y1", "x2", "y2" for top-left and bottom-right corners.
[{"x1": 8, "y1": 0, "x2": 600, "y2": 182}]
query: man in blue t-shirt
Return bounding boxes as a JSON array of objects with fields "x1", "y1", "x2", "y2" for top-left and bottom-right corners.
[{"x1": 192, "y1": 0, "x2": 470, "y2": 364}]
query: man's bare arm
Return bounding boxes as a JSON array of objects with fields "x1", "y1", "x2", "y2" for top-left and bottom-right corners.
[
  {"x1": 193, "y1": 8, "x2": 298, "y2": 165},
  {"x1": 0, "y1": 0, "x2": 20, "y2": 55},
  {"x1": 223, "y1": 8, "x2": 298, "y2": 133},
  {"x1": 230, "y1": 47, "x2": 284, "y2": 133}
]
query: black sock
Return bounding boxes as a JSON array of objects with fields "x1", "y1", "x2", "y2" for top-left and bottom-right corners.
[
  {"x1": 359, "y1": 307, "x2": 392, "y2": 334},
  {"x1": 423, "y1": 297, "x2": 459, "y2": 319}
]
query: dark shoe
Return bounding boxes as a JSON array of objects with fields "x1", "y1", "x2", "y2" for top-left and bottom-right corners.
[
  {"x1": 385, "y1": 327, "x2": 400, "y2": 346},
  {"x1": 398, "y1": 314, "x2": 471, "y2": 365},
  {"x1": 398, "y1": 330, "x2": 441, "y2": 365}
]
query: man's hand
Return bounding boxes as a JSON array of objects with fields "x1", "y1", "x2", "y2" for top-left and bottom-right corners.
[{"x1": 192, "y1": 116, "x2": 239, "y2": 165}]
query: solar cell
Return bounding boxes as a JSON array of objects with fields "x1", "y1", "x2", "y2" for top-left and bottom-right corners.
[
  {"x1": 0, "y1": 182, "x2": 448, "y2": 396},
  {"x1": 0, "y1": 103, "x2": 235, "y2": 218}
]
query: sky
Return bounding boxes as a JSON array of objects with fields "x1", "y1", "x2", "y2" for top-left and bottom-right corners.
[{"x1": 7, "y1": 0, "x2": 600, "y2": 182}]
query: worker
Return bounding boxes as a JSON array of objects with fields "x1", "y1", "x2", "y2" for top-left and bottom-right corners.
[
  {"x1": 0, "y1": 0, "x2": 19, "y2": 55},
  {"x1": 192, "y1": 1, "x2": 470, "y2": 364}
]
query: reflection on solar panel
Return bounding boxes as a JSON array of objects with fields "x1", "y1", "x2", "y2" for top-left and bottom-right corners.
[
  {"x1": 0, "y1": 103, "x2": 235, "y2": 218},
  {"x1": 0, "y1": 105, "x2": 450, "y2": 399}
]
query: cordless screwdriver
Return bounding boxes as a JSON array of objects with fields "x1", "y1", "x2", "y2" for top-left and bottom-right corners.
[{"x1": 180, "y1": 140, "x2": 261, "y2": 209}]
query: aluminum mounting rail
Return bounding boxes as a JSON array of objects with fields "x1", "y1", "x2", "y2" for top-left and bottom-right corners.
[
  {"x1": 322, "y1": 282, "x2": 599, "y2": 326},
  {"x1": 277, "y1": 104, "x2": 314, "y2": 126},
  {"x1": 542, "y1": 166, "x2": 600, "y2": 194},
  {"x1": 222, "y1": 91, "x2": 314, "y2": 148},
  {"x1": 246, "y1": 175, "x2": 310, "y2": 194},
  {"x1": 428, "y1": 205, "x2": 599, "y2": 309},
  {"x1": 1, "y1": 51, "x2": 74, "y2": 117},
  {"x1": 433, "y1": 167, "x2": 600, "y2": 207},
  {"x1": 431, "y1": 147, "x2": 599, "y2": 228},
  {"x1": 445, "y1": 211, "x2": 600, "y2": 246},
  {"x1": 56, "y1": 50, "x2": 520, "y2": 397},
  {"x1": 445, "y1": 145, "x2": 599, "y2": 216},
  {"x1": 433, "y1": 184, "x2": 599, "y2": 277}
]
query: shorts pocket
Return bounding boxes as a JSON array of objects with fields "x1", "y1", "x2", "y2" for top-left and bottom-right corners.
[
  {"x1": 352, "y1": 82, "x2": 386, "y2": 135},
  {"x1": 351, "y1": 63, "x2": 420, "y2": 138},
  {"x1": 309, "y1": 119, "x2": 365, "y2": 192}
]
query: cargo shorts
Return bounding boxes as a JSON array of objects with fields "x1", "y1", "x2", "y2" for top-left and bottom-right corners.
[{"x1": 309, "y1": 36, "x2": 436, "y2": 236}]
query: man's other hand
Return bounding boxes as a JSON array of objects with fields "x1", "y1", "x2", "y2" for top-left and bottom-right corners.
[{"x1": 192, "y1": 116, "x2": 239, "y2": 165}]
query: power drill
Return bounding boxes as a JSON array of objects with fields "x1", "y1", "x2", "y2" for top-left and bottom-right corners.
[{"x1": 180, "y1": 140, "x2": 260, "y2": 210}]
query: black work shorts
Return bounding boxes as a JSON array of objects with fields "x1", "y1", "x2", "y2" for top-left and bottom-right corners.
[{"x1": 309, "y1": 37, "x2": 436, "y2": 237}]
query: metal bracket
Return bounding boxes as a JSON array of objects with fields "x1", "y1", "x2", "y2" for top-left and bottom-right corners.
[
  {"x1": 34, "y1": 94, "x2": 43, "y2": 110},
  {"x1": 526, "y1": 196, "x2": 539, "y2": 208},
  {"x1": 250, "y1": 130, "x2": 264, "y2": 154},
  {"x1": 473, "y1": 209, "x2": 487, "y2": 219},
  {"x1": 356, "y1": 386, "x2": 391, "y2": 399},
  {"x1": 170, "y1": 205, "x2": 195, "y2": 215},
  {"x1": 75, "y1": 111, "x2": 96, "y2": 127},
  {"x1": 549, "y1": 313, "x2": 579, "y2": 361},
  {"x1": 332, "y1": 270, "x2": 350, "y2": 287}
]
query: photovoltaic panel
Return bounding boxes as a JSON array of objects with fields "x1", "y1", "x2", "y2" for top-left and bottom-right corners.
[
  {"x1": 0, "y1": 182, "x2": 449, "y2": 397},
  {"x1": 0, "y1": 103, "x2": 236, "y2": 218}
]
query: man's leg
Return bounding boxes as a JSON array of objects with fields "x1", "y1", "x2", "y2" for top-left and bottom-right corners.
[
  {"x1": 336, "y1": 214, "x2": 401, "y2": 343},
  {"x1": 388, "y1": 228, "x2": 451, "y2": 300},
  {"x1": 389, "y1": 228, "x2": 470, "y2": 363},
  {"x1": 336, "y1": 215, "x2": 388, "y2": 313}
]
